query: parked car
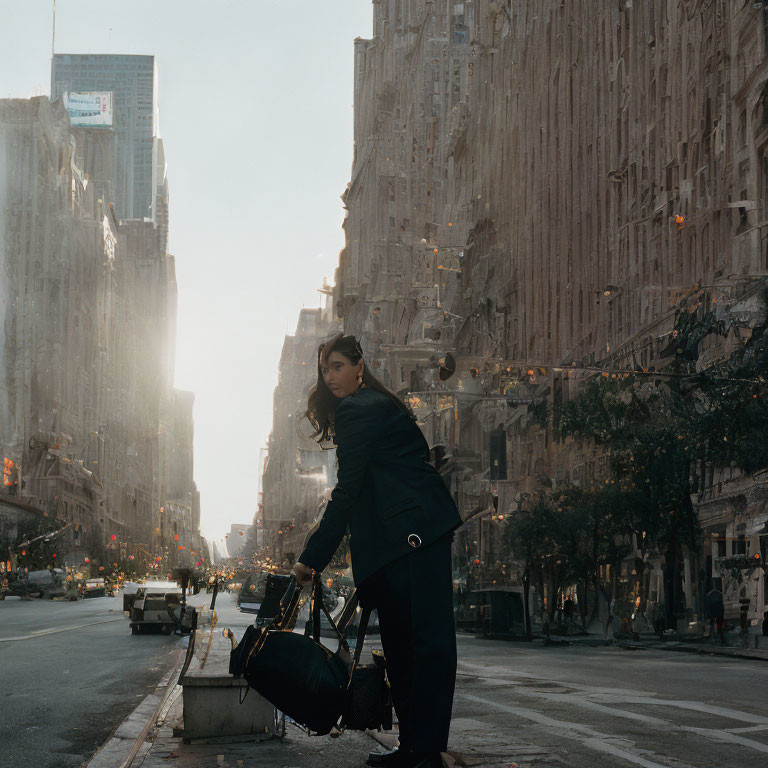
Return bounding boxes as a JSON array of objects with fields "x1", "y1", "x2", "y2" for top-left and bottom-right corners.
[
  {"x1": 82, "y1": 578, "x2": 110, "y2": 598},
  {"x1": 237, "y1": 572, "x2": 270, "y2": 613},
  {"x1": 130, "y1": 589, "x2": 192, "y2": 634},
  {"x1": 456, "y1": 586, "x2": 525, "y2": 635},
  {"x1": 0, "y1": 574, "x2": 41, "y2": 599},
  {"x1": 35, "y1": 569, "x2": 68, "y2": 598},
  {"x1": 238, "y1": 572, "x2": 292, "y2": 617}
]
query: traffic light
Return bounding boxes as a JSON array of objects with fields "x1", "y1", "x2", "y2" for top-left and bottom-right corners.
[{"x1": 753, "y1": 552, "x2": 762, "y2": 566}]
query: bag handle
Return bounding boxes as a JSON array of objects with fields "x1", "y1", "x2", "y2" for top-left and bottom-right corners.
[
  {"x1": 243, "y1": 576, "x2": 307, "y2": 669},
  {"x1": 275, "y1": 575, "x2": 304, "y2": 631},
  {"x1": 258, "y1": 576, "x2": 304, "y2": 639}
]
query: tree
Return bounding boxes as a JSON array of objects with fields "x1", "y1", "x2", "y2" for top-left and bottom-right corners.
[
  {"x1": 557, "y1": 375, "x2": 699, "y2": 627},
  {"x1": 503, "y1": 497, "x2": 560, "y2": 639}
]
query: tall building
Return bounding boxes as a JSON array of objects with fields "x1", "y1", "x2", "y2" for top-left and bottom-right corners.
[
  {"x1": 329, "y1": 1, "x2": 768, "y2": 628},
  {"x1": 0, "y1": 96, "x2": 200, "y2": 572},
  {"x1": 226, "y1": 524, "x2": 250, "y2": 559},
  {"x1": 51, "y1": 54, "x2": 159, "y2": 220},
  {"x1": 261, "y1": 294, "x2": 341, "y2": 562}
]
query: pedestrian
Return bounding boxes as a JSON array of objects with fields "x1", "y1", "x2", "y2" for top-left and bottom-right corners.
[
  {"x1": 293, "y1": 333, "x2": 462, "y2": 768},
  {"x1": 652, "y1": 601, "x2": 665, "y2": 639},
  {"x1": 740, "y1": 603, "x2": 749, "y2": 648},
  {"x1": 563, "y1": 596, "x2": 574, "y2": 624},
  {"x1": 599, "y1": 584, "x2": 615, "y2": 642}
]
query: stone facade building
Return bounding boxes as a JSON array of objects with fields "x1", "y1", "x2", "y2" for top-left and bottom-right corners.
[
  {"x1": 319, "y1": 1, "x2": 768, "y2": 625},
  {"x1": 0, "y1": 96, "x2": 200, "y2": 571},
  {"x1": 261, "y1": 299, "x2": 341, "y2": 564}
]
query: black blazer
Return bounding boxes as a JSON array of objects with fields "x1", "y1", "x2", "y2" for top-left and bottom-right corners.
[{"x1": 298, "y1": 388, "x2": 462, "y2": 586}]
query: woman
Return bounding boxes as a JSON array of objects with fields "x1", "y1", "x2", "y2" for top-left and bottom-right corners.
[{"x1": 293, "y1": 333, "x2": 462, "y2": 768}]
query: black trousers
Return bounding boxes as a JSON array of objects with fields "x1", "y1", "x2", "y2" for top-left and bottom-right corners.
[{"x1": 358, "y1": 533, "x2": 457, "y2": 753}]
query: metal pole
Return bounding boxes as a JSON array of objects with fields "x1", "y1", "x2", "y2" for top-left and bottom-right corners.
[
  {"x1": 523, "y1": 566, "x2": 532, "y2": 641},
  {"x1": 51, "y1": 0, "x2": 56, "y2": 59}
]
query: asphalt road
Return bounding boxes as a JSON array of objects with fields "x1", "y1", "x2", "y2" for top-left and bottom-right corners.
[
  {"x1": 0, "y1": 592, "x2": 184, "y2": 768},
  {"x1": 4, "y1": 591, "x2": 767, "y2": 768},
  {"x1": 452, "y1": 634, "x2": 768, "y2": 767}
]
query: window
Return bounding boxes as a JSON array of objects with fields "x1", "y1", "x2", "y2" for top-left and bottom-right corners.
[
  {"x1": 650, "y1": 573, "x2": 660, "y2": 602},
  {"x1": 489, "y1": 430, "x2": 507, "y2": 481},
  {"x1": 716, "y1": 539, "x2": 726, "y2": 558}
]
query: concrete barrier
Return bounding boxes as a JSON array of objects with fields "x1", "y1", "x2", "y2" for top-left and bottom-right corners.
[{"x1": 179, "y1": 628, "x2": 274, "y2": 742}]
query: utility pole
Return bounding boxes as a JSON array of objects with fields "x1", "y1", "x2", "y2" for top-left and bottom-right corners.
[{"x1": 50, "y1": 0, "x2": 57, "y2": 98}]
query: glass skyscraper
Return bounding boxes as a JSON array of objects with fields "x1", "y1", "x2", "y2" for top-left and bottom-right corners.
[{"x1": 51, "y1": 54, "x2": 159, "y2": 220}]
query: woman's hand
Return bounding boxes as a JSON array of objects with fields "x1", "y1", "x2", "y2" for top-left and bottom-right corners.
[{"x1": 292, "y1": 561, "x2": 314, "y2": 588}]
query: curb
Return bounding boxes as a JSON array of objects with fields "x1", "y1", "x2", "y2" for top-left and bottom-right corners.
[
  {"x1": 85, "y1": 655, "x2": 183, "y2": 768},
  {"x1": 620, "y1": 640, "x2": 768, "y2": 663},
  {"x1": 464, "y1": 629, "x2": 768, "y2": 662}
]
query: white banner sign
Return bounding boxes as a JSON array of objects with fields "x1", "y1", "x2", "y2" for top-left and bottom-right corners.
[{"x1": 64, "y1": 91, "x2": 113, "y2": 127}]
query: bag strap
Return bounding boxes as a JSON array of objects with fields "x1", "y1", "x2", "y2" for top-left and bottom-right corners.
[
  {"x1": 336, "y1": 589, "x2": 360, "y2": 634},
  {"x1": 351, "y1": 605, "x2": 372, "y2": 672},
  {"x1": 311, "y1": 575, "x2": 322, "y2": 640},
  {"x1": 310, "y1": 574, "x2": 350, "y2": 654}
]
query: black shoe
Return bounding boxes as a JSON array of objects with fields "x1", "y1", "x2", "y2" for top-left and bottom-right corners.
[
  {"x1": 366, "y1": 745, "x2": 401, "y2": 767},
  {"x1": 366, "y1": 749, "x2": 445, "y2": 768}
]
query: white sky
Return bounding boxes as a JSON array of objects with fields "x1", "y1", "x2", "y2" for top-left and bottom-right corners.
[{"x1": 0, "y1": 0, "x2": 373, "y2": 540}]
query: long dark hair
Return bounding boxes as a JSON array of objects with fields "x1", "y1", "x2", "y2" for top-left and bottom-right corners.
[{"x1": 305, "y1": 333, "x2": 414, "y2": 443}]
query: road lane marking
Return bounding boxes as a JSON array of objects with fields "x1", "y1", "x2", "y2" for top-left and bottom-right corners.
[
  {"x1": 520, "y1": 690, "x2": 768, "y2": 756},
  {"x1": 458, "y1": 663, "x2": 768, "y2": 757},
  {"x1": 726, "y1": 725, "x2": 768, "y2": 733},
  {"x1": 457, "y1": 659, "x2": 768, "y2": 724},
  {"x1": 586, "y1": 694, "x2": 768, "y2": 725},
  {"x1": 686, "y1": 727, "x2": 768, "y2": 755},
  {"x1": 457, "y1": 692, "x2": 691, "y2": 768},
  {"x1": 0, "y1": 617, "x2": 125, "y2": 642}
]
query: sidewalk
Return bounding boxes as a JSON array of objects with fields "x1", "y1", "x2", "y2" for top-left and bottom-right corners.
[
  {"x1": 97, "y1": 662, "x2": 476, "y2": 768},
  {"x1": 616, "y1": 634, "x2": 768, "y2": 662},
  {"x1": 128, "y1": 689, "x2": 474, "y2": 768},
  {"x1": 543, "y1": 628, "x2": 768, "y2": 662},
  {"x1": 100, "y1": 618, "x2": 469, "y2": 768},
  {"x1": 131, "y1": 685, "x2": 382, "y2": 768}
]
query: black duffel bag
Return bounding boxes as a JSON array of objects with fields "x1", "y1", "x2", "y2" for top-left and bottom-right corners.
[
  {"x1": 238, "y1": 575, "x2": 352, "y2": 735},
  {"x1": 229, "y1": 623, "x2": 260, "y2": 677},
  {"x1": 232, "y1": 575, "x2": 392, "y2": 735}
]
